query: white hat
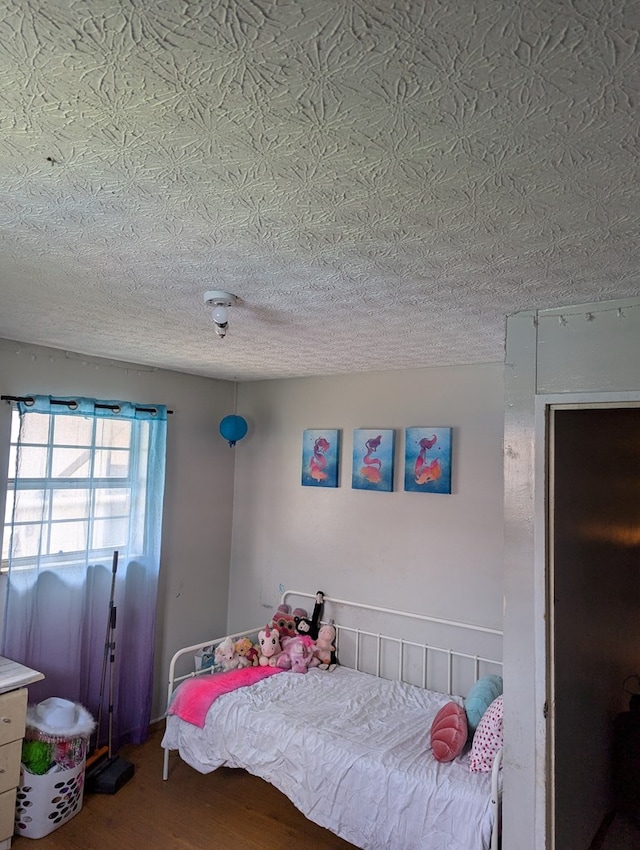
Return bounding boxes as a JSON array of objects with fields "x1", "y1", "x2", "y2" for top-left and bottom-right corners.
[
  {"x1": 36, "y1": 698, "x2": 76, "y2": 728},
  {"x1": 27, "y1": 698, "x2": 96, "y2": 738}
]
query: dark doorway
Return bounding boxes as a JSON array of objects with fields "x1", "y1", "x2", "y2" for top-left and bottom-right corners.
[{"x1": 552, "y1": 406, "x2": 640, "y2": 849}]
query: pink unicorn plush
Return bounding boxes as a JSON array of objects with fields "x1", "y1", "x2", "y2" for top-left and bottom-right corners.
[{"x1": 258, "y1": 624, "x2": 282, "y2": 666}]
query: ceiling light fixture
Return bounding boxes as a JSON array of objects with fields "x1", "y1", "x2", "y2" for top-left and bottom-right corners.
[{"x1": 204, "y1": 290, "x2": 239, "y2": 338}]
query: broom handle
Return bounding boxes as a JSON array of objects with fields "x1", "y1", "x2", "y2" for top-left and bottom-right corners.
[
  {"x1": 107, "y1": 569, "x2": 117, "y2": 757},
  {"x1": 96, "y1": 551, "x2": 118, "y2": 754},
  {"x1": 107, "y1": 551, "x2": 118, "y2": 758}
]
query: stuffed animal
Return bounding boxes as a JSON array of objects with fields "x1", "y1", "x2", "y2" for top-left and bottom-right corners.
[
  {"x1": 234, "y1": 637, "x2": 260, "y2": 667},
  {"x1": 258, "y1": 625, "x2": 283, "y2": 666},
  {"x1": 314, "y1": 622, "x2": 338, "y2": 671},
  {"x1": 277, "y1": 635, "x2": 317, "y2": 673},
  {"x1": 214, "y1": 636, "x2": 241, "y2": 671},
  {"x1": 270, "y1": 604, "x2": 307, "y2": 640},
  {"x1": 294, "y1": 591, "x2": 325, "y2": 641}
]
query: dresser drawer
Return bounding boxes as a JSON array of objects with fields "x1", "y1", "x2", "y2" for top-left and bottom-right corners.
[
  {"x1": 0, "y1": 786, "x2": 16, "y2": 843},
  {"x1": 0, "y1": 688, "x2": 27, "y2": 746},
  {"x1": 0, "y1": 739, "x2": 21, "y2": 796}
]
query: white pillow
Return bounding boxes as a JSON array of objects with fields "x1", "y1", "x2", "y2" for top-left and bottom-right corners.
[{"x1": 469, "y1": 694, "x2": 503, "y2": 773}]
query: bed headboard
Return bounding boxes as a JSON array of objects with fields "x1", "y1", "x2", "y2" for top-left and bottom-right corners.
[
  {"x1": 166, "y1": 590, "x2": 503, "y2": 710},
  {"x1": 282, "y1": 590, "x2": 502, "y2": 698}
]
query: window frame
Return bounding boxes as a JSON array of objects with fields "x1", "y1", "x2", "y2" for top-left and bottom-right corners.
[{"x1": 2, "y1": 406, "x2": 143, "y2": 572}]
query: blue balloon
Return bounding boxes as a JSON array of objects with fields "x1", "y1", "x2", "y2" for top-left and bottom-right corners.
[{"x1": 219, "y1": 414, "x2": 248, "y2": 447}]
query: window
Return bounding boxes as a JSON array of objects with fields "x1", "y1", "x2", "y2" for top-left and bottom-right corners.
[
  {"x1": 3, "y1": 406, "x2": 151, "y2": 570},
  {"x1": 2, "y1": 394, "x2": 167, "y2": 745}
]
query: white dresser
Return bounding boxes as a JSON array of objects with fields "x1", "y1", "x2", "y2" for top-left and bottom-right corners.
[{"x1": 0, "y1": 659, "x2": 44, "y2": 850}]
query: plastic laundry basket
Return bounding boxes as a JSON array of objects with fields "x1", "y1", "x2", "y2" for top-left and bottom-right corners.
[{"x1": 14, "y1": 698, "x2": 95, "y2": 840}]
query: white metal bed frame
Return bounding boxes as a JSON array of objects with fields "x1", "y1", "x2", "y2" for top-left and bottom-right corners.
[{"x1": 163, "y1": 590, "x2": 504, "y2": 850}]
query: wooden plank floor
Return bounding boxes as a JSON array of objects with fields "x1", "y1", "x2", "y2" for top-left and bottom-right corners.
[{"x1": 13, "y1": 725, "x2": 357, "y2": 849}]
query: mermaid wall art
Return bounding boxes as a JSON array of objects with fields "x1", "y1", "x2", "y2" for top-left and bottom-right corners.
[
  {"x1": 404, "y1": 427, "x2": 452, "y2": 494},
  {"x1": 301, "y1": 429, "x2": 340, "y2": 487},
  {"x1": 351, "y1": 429, "x2": 395, "y2": 492}
]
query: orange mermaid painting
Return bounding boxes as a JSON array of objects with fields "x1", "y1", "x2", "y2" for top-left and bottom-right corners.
[{"x1": 404, "y1": 427, "x2": 452, "y2": 494}]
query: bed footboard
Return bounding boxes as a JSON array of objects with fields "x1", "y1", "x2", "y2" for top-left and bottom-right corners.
[
  {"x1": 162, "y1": 627, "x2": 262, "y2": 781},
  {"x1": 490, "y1": 747, "x2": 503, "y2": 850}
]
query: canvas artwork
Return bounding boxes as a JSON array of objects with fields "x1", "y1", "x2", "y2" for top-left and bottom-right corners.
[
  {"x1": 404, "y1": 427, "x2": 452, "y2": 494},
  {"x1": 351, "y1": 429, "x2": 395, "y2": 492},
  {"x1": 301, "y1": 429, "x2": 340, "y2": 487}
]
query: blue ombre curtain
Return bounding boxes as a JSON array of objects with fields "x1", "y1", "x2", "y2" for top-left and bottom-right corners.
[{"x1": 2, "y1": 395, "x2": 167, "y2": 747}]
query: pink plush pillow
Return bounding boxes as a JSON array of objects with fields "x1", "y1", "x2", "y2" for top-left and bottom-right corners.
[
  {"x1": 430, "y1": 701, "x2": 468, "y2": 762},
  {"x1": 469, "y1": 694, "x2": 503, "y2": 772}
]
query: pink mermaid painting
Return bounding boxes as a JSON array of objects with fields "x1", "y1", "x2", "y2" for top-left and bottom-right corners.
[
  {"x1": 309, "y1": 436, "x2": 330, "y2": 481},
  {"x1": 414, "y1": 434, "x2": 441, "y2": 485},
  {"x1": 360, "y1": 434, "x2": 382, "y2": 483},
  {"x1": 352, "y1": 429, "x2": 394, "y2": 491},
  {"x1": 302, "y1": 429, "x2": 340, "y2": 487}
]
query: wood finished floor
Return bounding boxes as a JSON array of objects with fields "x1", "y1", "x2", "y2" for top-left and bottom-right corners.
[{"x1": 12, "y1": 725, "x2": 357, "y2": 850}]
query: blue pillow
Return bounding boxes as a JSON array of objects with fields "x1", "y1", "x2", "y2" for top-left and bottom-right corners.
[{"x1": 465, "y1": 674, "x2": 503, "y2": 732}]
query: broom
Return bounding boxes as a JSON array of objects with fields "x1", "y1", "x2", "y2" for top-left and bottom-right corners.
[
  {"x1": 85, "y1": 550, "x2": 135, "y2": 793},
  {"x1": 85, "y1": 553, "x2": 117, "y2": 774}
]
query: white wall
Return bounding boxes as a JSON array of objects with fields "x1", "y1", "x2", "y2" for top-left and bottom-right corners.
[
  {"x1": 0, "y1": 338, "x2": 236, "y2": 720},
  {"x1": 227, "y1": 363, "x2": 505, "y2": 636}
]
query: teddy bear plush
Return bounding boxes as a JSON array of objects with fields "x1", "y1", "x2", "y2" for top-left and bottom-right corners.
[
  {"x1": 234, "y1": 636, "x2": 260, "y2": 667},
  {"x1": 314, "y1": 623, "x2": 337, "y2": 671},
  {"x1": 258, "y1": 625, "x2": 283, "y2": 666},
  {"x1": 214, "y1": 635, "x2": 241, "y2": 671}
]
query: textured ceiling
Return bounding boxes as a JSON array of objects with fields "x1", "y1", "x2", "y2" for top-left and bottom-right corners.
[{"x1": 0, "y1": 0, "x2": 639, "y2": 381}]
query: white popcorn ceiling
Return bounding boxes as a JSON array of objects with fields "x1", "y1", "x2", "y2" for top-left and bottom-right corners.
[{"x1": 0, "y1": 0, "x2": 639, "y2": 381}]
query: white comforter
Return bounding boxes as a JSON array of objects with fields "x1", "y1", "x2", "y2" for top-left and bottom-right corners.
[{"x1": 162, "y1": 666, "x2": 494, "y2": 850}]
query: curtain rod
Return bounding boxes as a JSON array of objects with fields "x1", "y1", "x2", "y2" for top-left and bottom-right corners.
[{"x1": 1, "y1": 395, "x2": 174, "y2": 415}]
